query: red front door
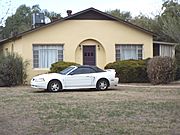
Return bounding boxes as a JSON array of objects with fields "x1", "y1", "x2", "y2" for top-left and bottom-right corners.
[{"x1": 83, "y1": 46, "x2": 96, "y2": 66}]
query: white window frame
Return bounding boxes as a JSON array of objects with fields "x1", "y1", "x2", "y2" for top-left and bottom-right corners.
[
  {"x1": 115, "y1": 44, "x2": 143, "y2": 61},
  {"x1": 33, "y1": 44, "x2": 64, "y2": 68}
]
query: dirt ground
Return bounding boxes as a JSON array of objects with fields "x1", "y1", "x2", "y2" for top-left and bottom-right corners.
[{"x1": 0, "y1": 85, "x2": 180, "y2": 135}]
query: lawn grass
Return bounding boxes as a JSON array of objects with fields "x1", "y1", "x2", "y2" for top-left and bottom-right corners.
[{"x1": 0, "y1": 86, "x2": 180, "y2": 135}]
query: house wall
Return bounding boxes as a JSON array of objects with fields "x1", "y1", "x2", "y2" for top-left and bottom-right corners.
[
  {"x1": 1, "y1": 39, "x2": 23, "y2": 55},
  {"x1": 1, "y1": 20, "x2": 153, "y2": 83}
]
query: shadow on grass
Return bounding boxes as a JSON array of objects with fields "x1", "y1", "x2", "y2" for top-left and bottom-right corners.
[{"x1": 32, "y1": 88, "x2": 119, "y2": 93}]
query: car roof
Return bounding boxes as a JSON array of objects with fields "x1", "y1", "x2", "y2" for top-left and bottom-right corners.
[{"x1": 76, "y1": 65, "x2": 105, "y2": 72}]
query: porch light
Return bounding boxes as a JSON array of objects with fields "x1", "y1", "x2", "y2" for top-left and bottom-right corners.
[
  {"x1": 79, "y1": 45, "x2": 82, "y2": 49},
  {"x1": 97, "y1": 45, "x2": 100, "y2": 50}
]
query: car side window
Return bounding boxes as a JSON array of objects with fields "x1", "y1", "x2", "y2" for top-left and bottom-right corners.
[{"x1": 69, "y1": 67, "x2": 96, "y2": 75}]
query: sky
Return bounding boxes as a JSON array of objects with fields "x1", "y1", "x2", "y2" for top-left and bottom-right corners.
[{"x1": 1, "y1": 0, "x2": 164, "y2": 22}]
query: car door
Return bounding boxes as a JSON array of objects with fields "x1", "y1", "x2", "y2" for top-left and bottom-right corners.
[{"x1": 64, "y1": 67, "x2": 95, "y2": 88}]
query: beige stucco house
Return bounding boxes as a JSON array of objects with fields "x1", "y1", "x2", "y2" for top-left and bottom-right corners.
[{"x1": 0, "y1": 8, "x2": 175, "y2": 82}]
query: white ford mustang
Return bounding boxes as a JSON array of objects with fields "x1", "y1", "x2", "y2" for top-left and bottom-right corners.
[{"x1": 31, "y1": 65, "x2": 119, "y2": 92}]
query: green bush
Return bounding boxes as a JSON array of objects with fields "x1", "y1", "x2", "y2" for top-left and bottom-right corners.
[
  {"x1": 175, "y1": 45, "x2": 180, "y2": 80},
  {"x1": 147, "y1": 56, "x2": 176, "y2": 85},
  {"x1": 0, "y1": 53, "x2": 28, "y2": 86},
  {"x1": 105, "y1": 59, "x2": 149, "y2": 83},
  {"x1": 175, "y1": 65, "x2": 180, "y2": 80},
  {"x1": 50, "y1": 61, "x2": 80, "y2": 73}
]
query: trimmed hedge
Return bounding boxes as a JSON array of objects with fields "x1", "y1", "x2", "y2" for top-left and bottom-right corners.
[
  {"x1": 105, "y1": 59, "x2": 149, "y2": 83},
  {"x1": 147, "y1": 56, "x2": 176, "y2": 85},
  {"x1": 50, "y1": 61, "x2": 80, "y2": 73}
]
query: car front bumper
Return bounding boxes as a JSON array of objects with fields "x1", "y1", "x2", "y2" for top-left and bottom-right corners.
[{"x1": 31, "y1": 80, "x2": 47, "y2": 89}]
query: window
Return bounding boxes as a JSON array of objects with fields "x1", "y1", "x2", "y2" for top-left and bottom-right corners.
[
  {"x1": 160, "y1": 45, "x2": 174, "y2": 57},
  {"x1": 33, "y1": 44, "x2": 63, "y2": 68},
  {"x1": 115, "y1": 44, "x2": 143, "y2": 61},
  {"x1": 69, "y1": 67, "x2": 96, "y2": 75}
]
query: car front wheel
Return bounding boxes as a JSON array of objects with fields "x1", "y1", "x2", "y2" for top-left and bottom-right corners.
[
  {"x1": 96, "y1": 79, "x2": 109, "y2": 90},
  {"x1": 48, "y1": 80, "x2": 62, "y2": 92}
]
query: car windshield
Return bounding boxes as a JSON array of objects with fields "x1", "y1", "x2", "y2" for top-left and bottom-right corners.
[{"x1": 59, "y1": 66, "x2": 75, "y2": 75}]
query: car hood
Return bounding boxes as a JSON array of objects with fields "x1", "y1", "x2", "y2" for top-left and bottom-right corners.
[{"x1": 33, "y1": 73, "x2": 62, "y2": 79}]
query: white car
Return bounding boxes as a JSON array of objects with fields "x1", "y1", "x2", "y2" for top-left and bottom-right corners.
[{"x1": 31, "y1": 65, "x2": 119, "y2": 92}]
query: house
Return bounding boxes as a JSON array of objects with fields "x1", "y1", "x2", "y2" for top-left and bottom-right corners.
[{"x1": 0, "y1": 7, "x2": 176, "y2": 82}]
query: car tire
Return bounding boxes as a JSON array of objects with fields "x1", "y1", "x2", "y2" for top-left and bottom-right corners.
[
  {"x1": 48, "y1": 80, "x2": 62, "y2": 92},
  {"x1": 96, "y1": 79, "x2": 109, "y2": 90}
]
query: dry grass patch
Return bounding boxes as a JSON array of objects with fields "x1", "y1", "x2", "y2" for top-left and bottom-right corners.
[{"x1": 0, "y1": 86, "x2": 180, "y2": 135}]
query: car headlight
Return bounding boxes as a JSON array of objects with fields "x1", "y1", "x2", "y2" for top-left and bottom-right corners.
[{"x1": 34, "y1": 78, "x2": 45, "y2": 82}]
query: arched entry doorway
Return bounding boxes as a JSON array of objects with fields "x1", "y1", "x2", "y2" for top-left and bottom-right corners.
[
  {"x1": 75, "y1": 39, "x2": 106, "y2": 68},
  {"x1": 83, "y1": 45, "x2": 96, "y2": 65}
]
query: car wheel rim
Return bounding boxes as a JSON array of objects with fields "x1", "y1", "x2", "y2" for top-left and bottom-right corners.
[
  {"x1": 99, "y1": 81, "x2": 107, "y2": 90},
  {"x1": 51, "y1": 83, "x2": 59, "y2": 91}
]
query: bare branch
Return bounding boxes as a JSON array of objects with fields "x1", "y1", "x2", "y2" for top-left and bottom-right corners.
[{"x1": 0, "y1": 0, "x2": 11, "y2": 25}]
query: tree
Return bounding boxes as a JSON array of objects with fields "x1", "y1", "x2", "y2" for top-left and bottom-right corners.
[
  {"x1": 159, "y1": 0, "x2": 180, "y2": 70},
  {"x1": 160, "y1": 0, "x2": 180, "y2": 43},
  {"x1": 43, "y1": 9, "x2": 61, "y2": 21},
  {"x1": 1, "y1": 4, "x2": 61, "y2": 39},
  {"x1": 131, "y1": 14, "x2": 157, "y2": 31},
  {"x1": 2, "y1": 4, "x2": 32, "y2": 38},
  {"x1": 106, "y1": 9, "x2": 132, "y2": 21}
]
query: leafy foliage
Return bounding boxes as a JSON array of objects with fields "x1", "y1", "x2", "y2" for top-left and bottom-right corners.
[
  {"x1": 2, "y1": 4, "x2": 61, "y2": 39},
  {"x1": 175, "y1": 66, "x2": 180, "y2": 80},
  {"x1": 175, "y1": 45, "x2": 180, "y2": 80},
  {"x1": 132, "y1": 14, "x2": 155, "y2": 31},
  {"x1": 147, "y1": 56, "x2": 176, "y2": 85},
  {"x1": 50, "y1": 61, "x2": 79, "y2": 73},
  {"x1": 105, "y1": 60, "x2": 149, "y2": 83},
  {"x1": 175, "y1": 45, "x2": 180, "y2": 66},
  {"x1": 2, "y1": 5, "x2": 32, "y2": 38},
  {"x1": 106, "y1": 9, "x2": 132, "y2": 21},
  {"x1": 160, "y1": 0, "x2": 180, "y2": 43},
  {"x1": 0, "y1": 53, "x2": 29, "y2": 86},
  {"x1": 131, "y1": 14, "x2": 169, "y2": 41}
]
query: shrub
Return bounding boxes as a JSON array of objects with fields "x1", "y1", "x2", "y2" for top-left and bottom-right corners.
[
  {"x1": 175, "y1": 65, "x2": 180, "y2": 80},
  {"x1": 175, "y1": 45, "x2": 180, "y2": 80},
  {"x1": 105, "y1": 59, "x2": 149, "y2": 83},
  {"x1": 147, "y1": 56, "x2": 176, "y2": 85},
  {"x1": 0, "y1": 53, "x2": 29, "y2": 86},
  {"x1": 50, "y1": 61, "x2": 80, "y2": 73}
]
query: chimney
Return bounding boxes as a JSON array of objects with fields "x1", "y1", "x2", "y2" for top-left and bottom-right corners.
[{"x1": 67, "y1": 10, "x2": 72, "y2": 16}]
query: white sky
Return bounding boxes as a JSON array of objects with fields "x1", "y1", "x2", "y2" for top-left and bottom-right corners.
[{"x1": 1, "y1": 0, "x2": 164, "y2": 21}]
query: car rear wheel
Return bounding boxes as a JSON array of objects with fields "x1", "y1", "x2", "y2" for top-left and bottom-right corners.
[
  {"x1": 48, "y1": 80, "x2": 62, "y2": 92},
  {"x1": 96, "y1": 79, "x2": 109, "y2": 90}
]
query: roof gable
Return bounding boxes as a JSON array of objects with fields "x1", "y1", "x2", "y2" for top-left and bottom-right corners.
[
  {"x1": 66, "y1": 8, "x2": 153, "y2": 35},
  {"x1": 68, "y1": 9, "x2": 114, "y2": 20},
  {"x1": 0, "y1": 7, "x2": 154, "y2": 45}
]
